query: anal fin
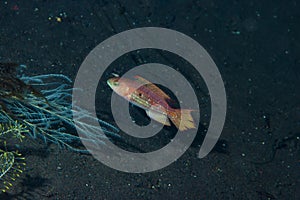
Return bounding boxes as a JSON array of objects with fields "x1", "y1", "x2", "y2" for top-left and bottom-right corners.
[{"x1": 146, "y1": 110, "x2": 171, "y2": 126}]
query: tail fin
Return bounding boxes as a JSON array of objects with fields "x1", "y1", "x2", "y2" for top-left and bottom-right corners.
[{"x1": 168, "y1": 109, "x2": 196, "y2": 131}]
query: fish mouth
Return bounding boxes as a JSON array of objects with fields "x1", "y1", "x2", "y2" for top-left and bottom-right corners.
[
  {"x1": 107, "y1": 79, "x2": 114, "y2": 89},
  {"x1": 107, "y1": 79, "x2": 112, "y2": 87}
]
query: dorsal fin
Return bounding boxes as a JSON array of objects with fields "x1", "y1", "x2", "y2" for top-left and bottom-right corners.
[{"x1": 134, "y1": 75, "x2": 171, "y2": 100}]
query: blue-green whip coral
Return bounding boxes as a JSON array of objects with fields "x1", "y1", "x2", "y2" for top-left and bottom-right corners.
[{"x1": 0, "y1": 63, "x2": 119, "y2": 192}]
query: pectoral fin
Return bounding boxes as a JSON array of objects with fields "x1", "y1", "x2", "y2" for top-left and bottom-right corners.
[{"x1": 146, "y1": 110, "x2": 171, "y2": 126}]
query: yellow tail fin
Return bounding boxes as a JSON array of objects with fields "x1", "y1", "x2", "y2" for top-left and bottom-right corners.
[{"x1": 168, "y1": 109, "x2": 196, "y2": 131}]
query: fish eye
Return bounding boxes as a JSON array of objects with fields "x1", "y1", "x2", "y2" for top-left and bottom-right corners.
[{"x1": 113, "y1": 81, "x2": 119, "y2": 86}]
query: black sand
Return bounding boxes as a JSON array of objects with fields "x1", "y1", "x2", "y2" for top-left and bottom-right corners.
[{"x1": 0, "y1": 0, "x2": 299, "y2": 199}]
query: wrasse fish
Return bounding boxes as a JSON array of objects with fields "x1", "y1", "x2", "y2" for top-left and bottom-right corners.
[
  {"x1": 0, "y1": 63, "x2": 48, "y2": 102},
  {"x1": 107, "y1": 75, "x2": 196, "y2": 131},
  {"x1": 0, "y1": 63, "x2": 50, "y2": 117}
]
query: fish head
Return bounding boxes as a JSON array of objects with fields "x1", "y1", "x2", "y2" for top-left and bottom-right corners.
[
  {"x1": 107, "y1": 77, "x2": 136, "y2": 99},
  {"x1": 107, "y1": 77, "x2": 120, "y2": 90},
  {"x1": 107, "y1": 77, "x2": 129, "y2": 96}
]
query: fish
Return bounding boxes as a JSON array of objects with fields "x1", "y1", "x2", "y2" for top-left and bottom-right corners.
[
  {"x1": 0, "y1": 63, "x2": 50, "y2": 118},
  {"x1": 0, "y1": 63, "x2": 48, "y2": 102},
  {"x1": 107, "y1": 75, "x2": 196, "y2": 131}
]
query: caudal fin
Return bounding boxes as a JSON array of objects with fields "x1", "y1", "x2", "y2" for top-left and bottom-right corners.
[{"x1": 168, "y1": 109, "x2": 196, "y2": 131}]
